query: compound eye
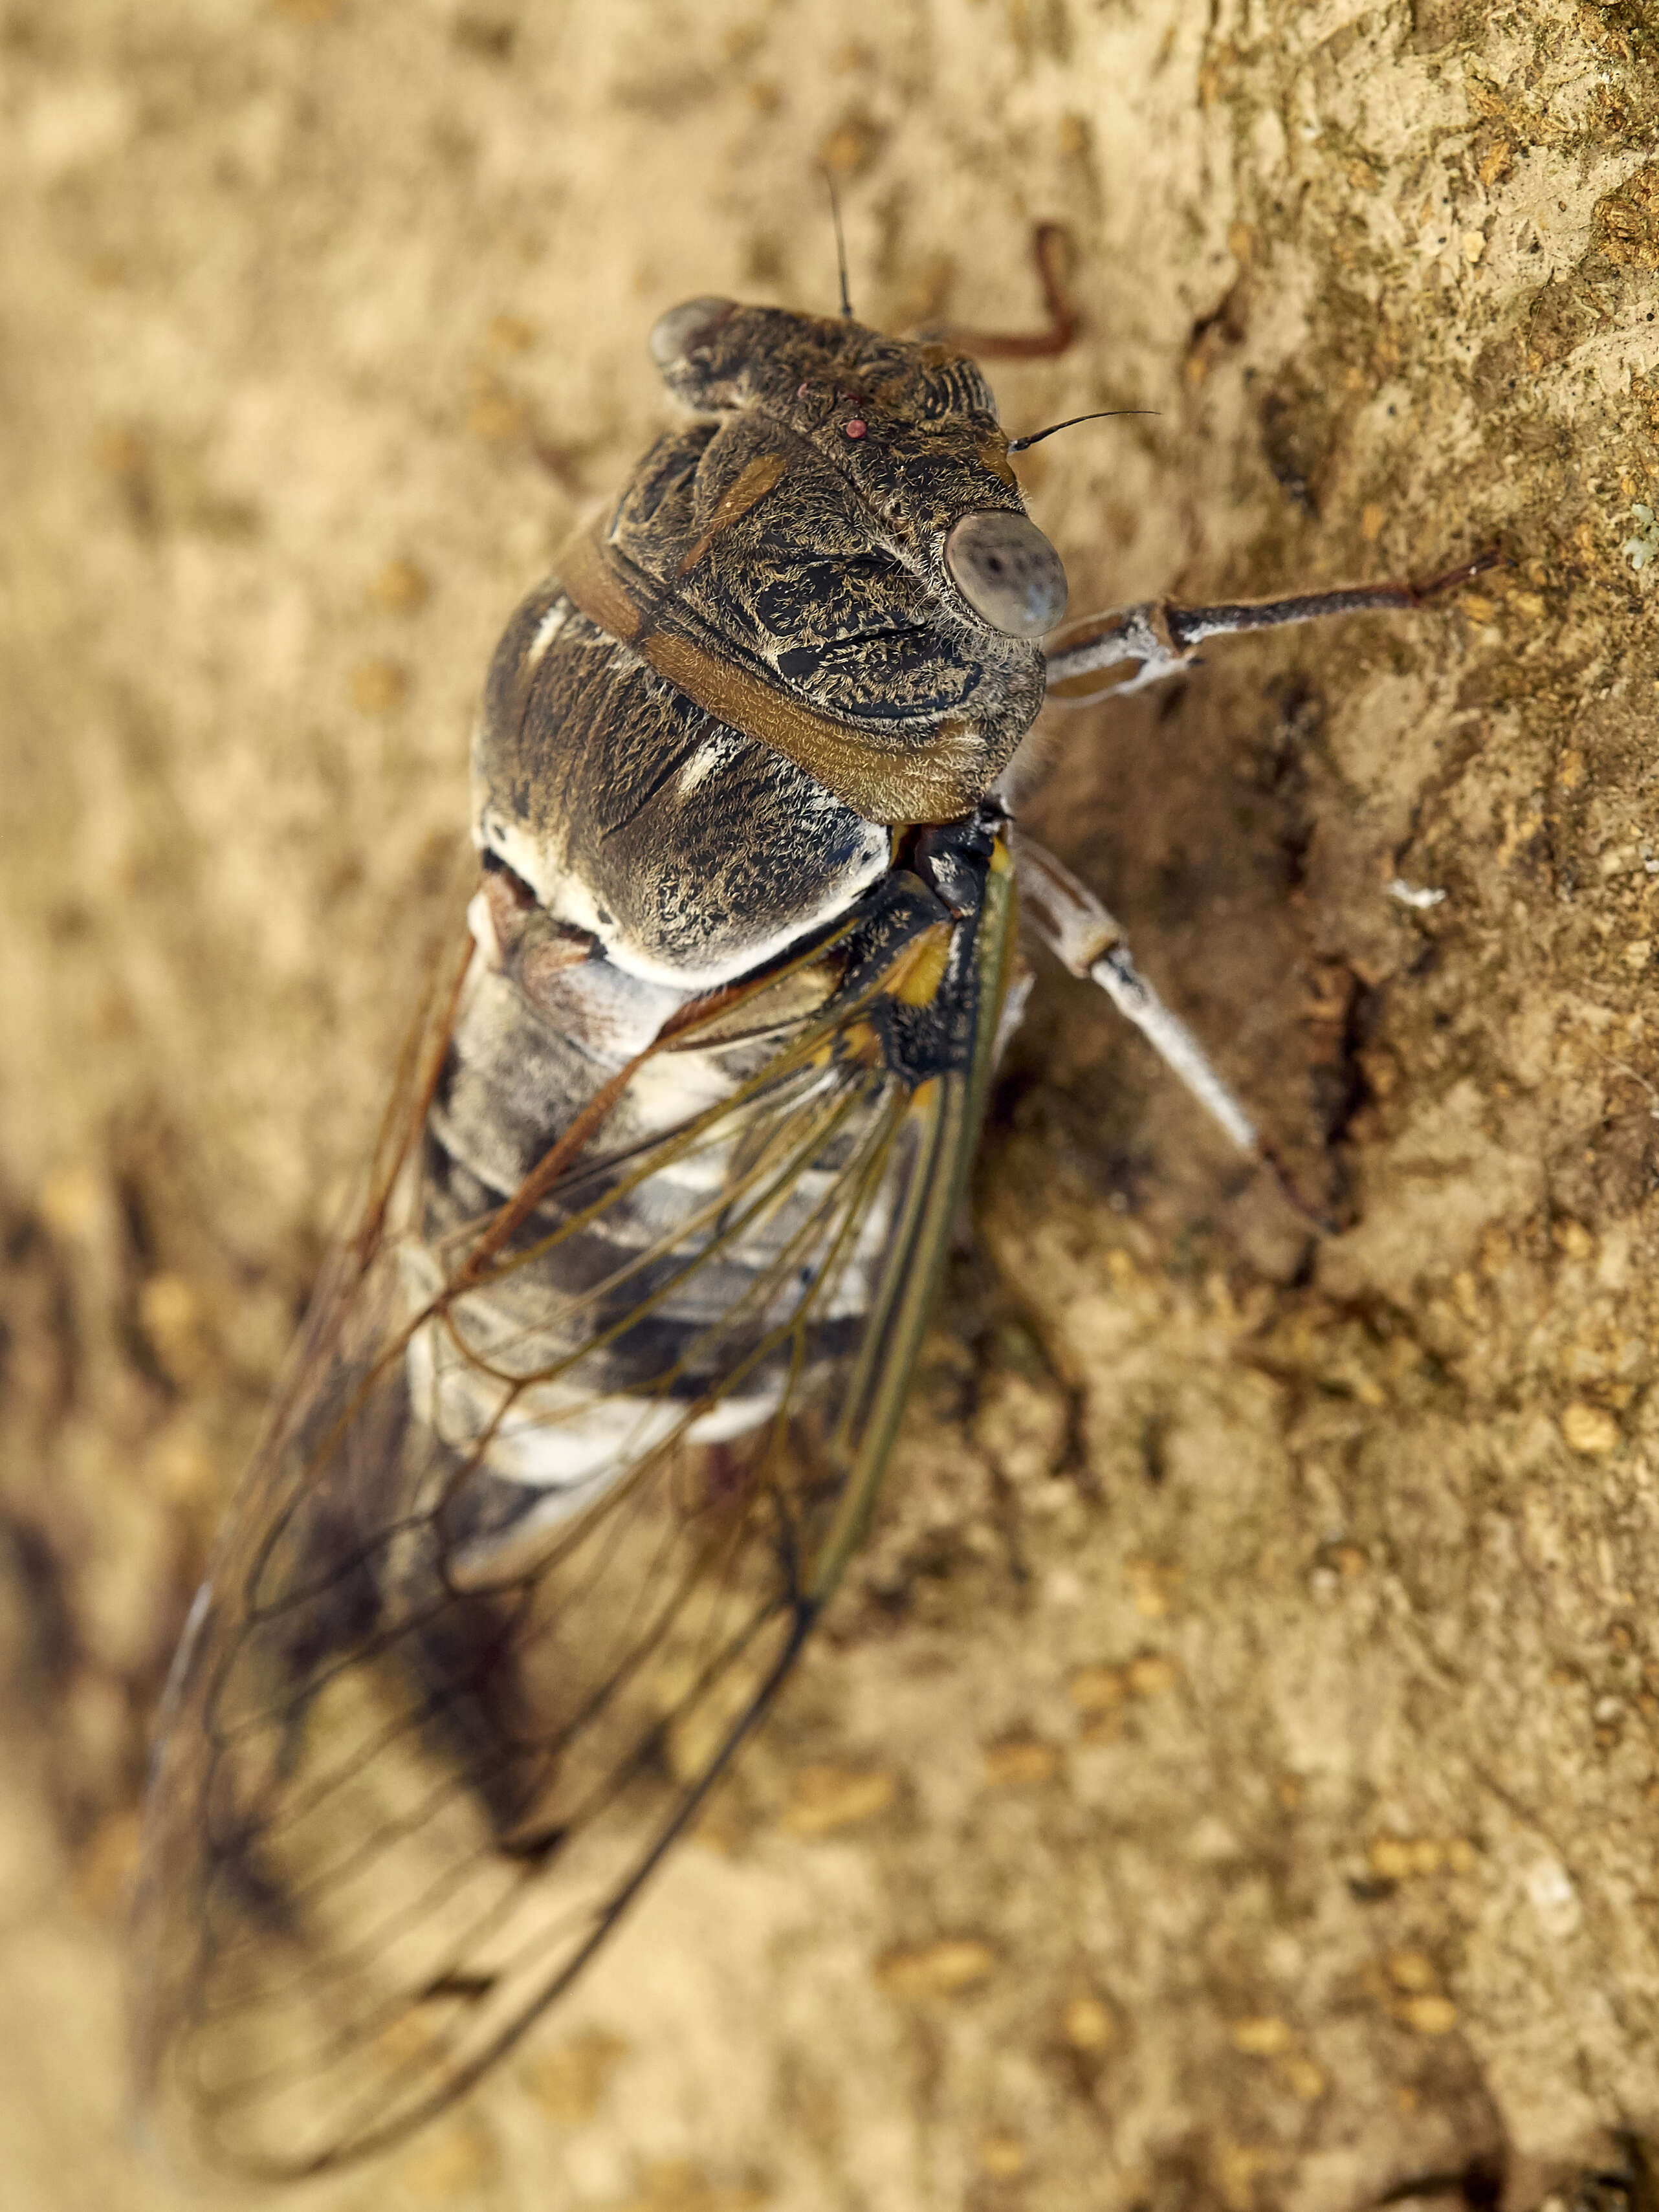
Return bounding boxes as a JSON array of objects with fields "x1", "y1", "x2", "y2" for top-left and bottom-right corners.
[
  {"x1": 648, "y1": 296, "x2": 737, "y2": 366},
  {"x1": 943, "y1": 510, "x2": 1068, "y2": 637}
]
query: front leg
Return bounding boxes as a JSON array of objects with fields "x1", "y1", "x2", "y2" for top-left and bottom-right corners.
[
  {"x1": 928, "y1": 223, "x2": 1077, "y2": 361},
  {"x1": 1043, "y1": 553, "x2": 1498, "y2": 704}
]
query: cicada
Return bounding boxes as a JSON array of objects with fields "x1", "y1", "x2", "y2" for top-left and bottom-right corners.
[{"x1": 131, "y1": 263, "x2": 1488, "y2": 2181}]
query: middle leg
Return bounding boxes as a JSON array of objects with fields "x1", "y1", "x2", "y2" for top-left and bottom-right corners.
[{"x1": 1015, "y1": 835, "x2": 1330, "y2": 1229}]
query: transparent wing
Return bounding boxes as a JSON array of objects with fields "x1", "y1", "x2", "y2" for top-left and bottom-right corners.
[{"x1": 131, "y1": 842, "x2": 1016, "y2": 2182}]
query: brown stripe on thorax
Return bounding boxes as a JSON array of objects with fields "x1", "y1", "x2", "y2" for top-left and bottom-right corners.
[
  {"x1": 551, "y1": 526, "x2": 985, "y2": 827},
  {"x1": 675, "y1": 451, "x2": 789, "y2": 576}
]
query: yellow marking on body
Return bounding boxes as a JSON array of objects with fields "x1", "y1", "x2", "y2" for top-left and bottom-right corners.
[
  {"x1": 976, "y1": 434, "x2": 1017, "y2": 488},
  {"x1": 676, "y1": 451, "x2": 788, "y2": 576},
  {"x1": 837, "y1": 1025, "x2": 886, "y2": 1069},
  {"x1": 889, "y1": 923, "x2": 952, "y2": 1007}
]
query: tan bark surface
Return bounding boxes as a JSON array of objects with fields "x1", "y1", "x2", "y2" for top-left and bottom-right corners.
[{"x1": 1, "y1": 4, "x2": 1656, "y2": 2208}]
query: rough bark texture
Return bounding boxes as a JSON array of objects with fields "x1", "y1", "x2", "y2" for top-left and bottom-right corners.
[{"x1": 1, "y1": 5, "x2": 1656, "y2": 2209}]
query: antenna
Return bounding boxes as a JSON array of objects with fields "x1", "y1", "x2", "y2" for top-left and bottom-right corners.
[
  {"x1": 1007, "y1": 409, "x2": 1158, "y2": 454},
  {"x1": 821, "y1": 166, "x2": 854, "y2": 320}
]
